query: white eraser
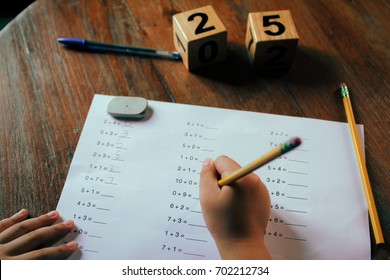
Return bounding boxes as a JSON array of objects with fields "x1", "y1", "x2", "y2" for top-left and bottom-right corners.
[{"x1": 106, "y1": 96, "x2": 148, "y2": 119}]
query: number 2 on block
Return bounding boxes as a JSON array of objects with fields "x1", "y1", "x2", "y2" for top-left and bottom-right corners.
[{"x1": 188, "y1": 12, "x2": 216, "y2": 34}]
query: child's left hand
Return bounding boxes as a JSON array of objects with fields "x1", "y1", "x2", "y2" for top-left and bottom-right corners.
[{"x1": 0, "y1": 209, "x2": 77, "y2": 259}]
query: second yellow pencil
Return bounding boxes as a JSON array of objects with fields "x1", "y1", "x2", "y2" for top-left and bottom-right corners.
[{"x1": 340, "y1": 83, "x2": 384, "y2": 245}]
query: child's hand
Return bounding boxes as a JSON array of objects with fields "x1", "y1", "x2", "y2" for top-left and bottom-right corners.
[
  {"x1": 199, "y1": 156, "x2": 271, "y2": 259},
  {"x1": 0, "y1": 209, "x2": 77, "y2": 259}
]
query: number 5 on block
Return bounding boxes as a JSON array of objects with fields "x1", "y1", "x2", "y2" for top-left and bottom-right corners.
[
  {"x1": 173, "y1": 5, "x2": 227, "y2": 71},
  {"x1": 246, "y1": 10, "x2": 299, "y2": 72}
]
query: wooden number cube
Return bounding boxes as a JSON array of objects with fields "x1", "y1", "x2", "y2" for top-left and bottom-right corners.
[
  {"x1": 173, "y1": 5, "x2": 227, "y2": 71},
  {"x1": 245, "y1": 10, "x2": 299, "y2": 71}
]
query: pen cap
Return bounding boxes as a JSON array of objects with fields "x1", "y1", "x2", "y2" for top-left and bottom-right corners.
[{"x1": 58, "y1": 38, "x2": 87, "y2": 49}]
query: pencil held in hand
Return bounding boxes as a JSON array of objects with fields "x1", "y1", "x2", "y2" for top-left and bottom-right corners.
[{"x1": 218, "y1": 137, "x2": 302, "y2": 186}]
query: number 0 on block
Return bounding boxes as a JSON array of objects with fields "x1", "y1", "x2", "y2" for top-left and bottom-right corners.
[
  {"x1": 246, "y1": 10, "x2": 299, "y2": 71},
  {"x1": 173, "y1": 5, "x2": 227, "y2": 71}
]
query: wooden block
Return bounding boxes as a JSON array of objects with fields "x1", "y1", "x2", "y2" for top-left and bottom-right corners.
[
  {"x1": 173, "y1": 5, "x2": 227, "y2": 71},
  {"x1": 245, "y1": 10, "x2": 299, "y2": 71}
]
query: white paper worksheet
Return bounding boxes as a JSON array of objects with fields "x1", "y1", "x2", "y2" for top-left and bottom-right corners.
[{"x1": 56, "y1": 94, "x2": 370, "y2": 259}]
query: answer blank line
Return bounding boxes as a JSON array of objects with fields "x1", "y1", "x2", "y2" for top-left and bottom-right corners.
[
  {"x1": 284, "y1": 237, "x2": 307, "y2": 242},
  {"x1": 287, "y1": 183, "x2": 308, "y2": 188},
  {"x1": 285, "y1": 223, "x2": 307, "y2": 227},
  {"x1": 84, "y1": 249, "x2": 99, "y2": 253},
  {"x1": 286, "y1": 196, "x2": 308, "y2": 200},
  {"x1": 286, "y1": 209, "x2": 308, "y2": 214},
  {"x1": 104, "y1": 181, "x2": 118, "y2": 185},
  {"x1": 183, "y1": 252, "x2": 206, "y2": 257},
  {"x1": 88, "y1": 235, "x2": 103, "y2": 239},
  {"x1": 108, "y1": 170, "x2": 121, "y2": 173},
  {"x1": 100, "y1": 194, "x2": 114, "y2": 198},
  {"x1": 288, "y1": 159, "x2": 308, "y2": 163},
  {"x1": 97, "y1": 207, "x2": 111, "y2": 211},
  {"x1": 186, "y1": 237, "x2": 208, "y2": 243},
  {"x1": 93, "y1": 221, "x2": 107, "y2": 225},
  {"x1": 115, "y1": 146, "x2": 127, "y2": 150},
  {"x1": 188, "y1": 223, "x2": 207, "y2": 228},
  {"x1": 295, "y1": 149, "x2": 309, "y2": 152},
  {"x1": 288, "y1": 171, "x2": 309, "y2": 175}
]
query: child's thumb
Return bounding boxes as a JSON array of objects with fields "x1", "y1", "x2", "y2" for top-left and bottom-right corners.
[{"x1": 199, "y1": 158, "x2": 220, "y2": 195}]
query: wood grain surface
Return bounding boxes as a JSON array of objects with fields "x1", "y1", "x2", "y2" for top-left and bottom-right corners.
[{"x1": 0, "y1": 0, "x2": 389, "y2": 259}]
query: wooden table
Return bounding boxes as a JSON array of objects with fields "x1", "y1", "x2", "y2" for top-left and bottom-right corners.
[{"x1": 0, "y1": 0, "x2": 388, "y2": 259}]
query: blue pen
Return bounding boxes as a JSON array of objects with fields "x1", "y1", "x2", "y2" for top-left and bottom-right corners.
[{"x1": 58, "y1": 38, "x2": 181, "y2": 60}]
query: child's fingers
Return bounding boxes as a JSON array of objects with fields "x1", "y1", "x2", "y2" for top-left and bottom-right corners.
[
  {"x1": 215, "y1": 155, "x2": 262, "y2": 189},
  {"x1": 0, "y1": 209, "x2": 29, "y2": 233},
  {"x1": 0, "y1": 210, "x2": 60, "y2": 244},
  {"x1": 4, "y1": 219, "x2": 75, "y2": 256},
  {"x1": 213, "y1": 155, "x2": 242, "y2": 179},
  {"x1": 11, "y1": 240, "x2": 78, "y2": 260},
  {"x1": 199, "y1": 158, "x2": 220, "y2": 195}
]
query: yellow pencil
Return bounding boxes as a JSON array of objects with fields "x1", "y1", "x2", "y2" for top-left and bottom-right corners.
[
  {"x1": 218, "y1": 137, "x2": 301, "y2": 186},
  {"x1": 340, "y1": 82, "x2": 384, "y2": 245}
]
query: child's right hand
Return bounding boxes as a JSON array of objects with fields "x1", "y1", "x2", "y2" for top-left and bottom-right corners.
[{"x1": 199, "y1": 156, "x2": 271, "y2": 259}]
